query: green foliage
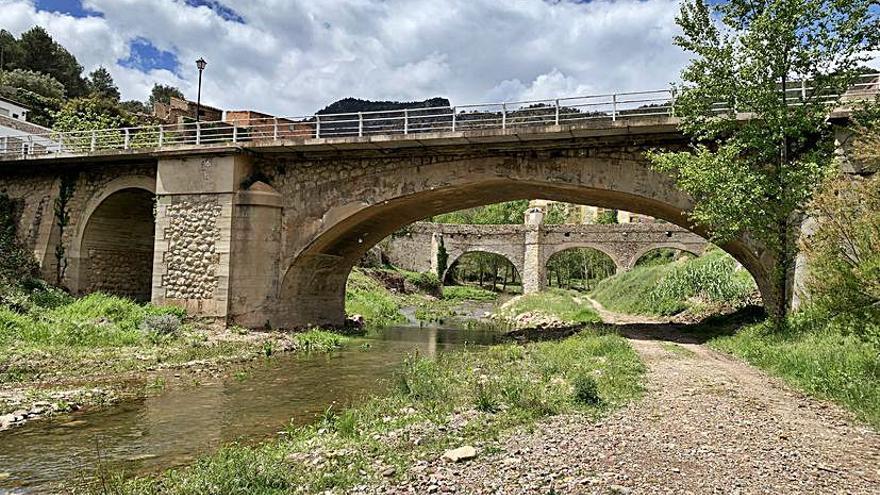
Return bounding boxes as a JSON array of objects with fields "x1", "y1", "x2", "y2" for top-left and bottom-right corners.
[
  {"x1": 0, "y1": 69, "x2": 65, "y2": 126},
  {"x1": 650, "y1": 0, "x2": 880, "y2": 316},
  {"x1": 53, "y1": 173, "x2": 75, "y2": 285},
  {"x1": 147, "y1": 83, "x2": 184, "y2": 109},
  {"x1": 441, "y1": 285, "x2": 498, "y2": 302},
  {"x1": 103, "y1": 330, "x2": 643, "y2": 494},
  {"x1": 545, "y1": 247, "x2": 616, "y2": 291},
  {"x1": 571, "y1": 372, "x2": 601, "y2": 405},
  {"x1": 635, "y1": 248, "x2": 693, "y2": 267},
  {"x1": 595, "y1": 209, "x2": 618, "y2": 224},
  {"x1": 0, "y1": 68, "x2": 65, "y2": 100},
  {"x1": 0, "y1": 193, "x2": 38, "y2": 287},
  {"x1": 447, "y1": 251, "x2": 519, "y2": 290},
  {"x1": 401, "y1": 271, "x2": 441, "y2": 295},
  {"x1": 292, "y1": 329, "x2": 347, "y2": 352},
  {"x1": 52, "y1": 96, "x2": 136, "y2": 133},
  {"x1": 802, "y1": 175, "x2": 880, "y2": 344},
  {"x1": 345, "y1": 268, "x2": 404, "y2": 327},
  {"x1": 591, "y1": 249, "x2": 756, "y2": 316},
  {"x1": 14, "y1": 27, "x2": 87, "y2": 97},
  {"x1": 0, "y1": 292, "x2": 184, "y2": 348},
  {"x1": 710, "y1": 315, "x2": 880, "y2": 428},
  {"x1": 87, "y1": 66, "x2": 120, "y2": 101},
  {"x1": 431, "y1": 200, "x2": 530, "y2": 225},
  {"x1": 499, "y1": 289, "x2": 601, "y2": 325}
]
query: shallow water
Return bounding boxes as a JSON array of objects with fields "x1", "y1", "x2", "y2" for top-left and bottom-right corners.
[{"x1": 0, "y1": 324, "x2": 506, "y2": 494}]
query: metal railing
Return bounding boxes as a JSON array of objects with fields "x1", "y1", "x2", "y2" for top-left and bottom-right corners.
[{"x1": 1, "y1": 74, "x2": 877, "y2": 159}]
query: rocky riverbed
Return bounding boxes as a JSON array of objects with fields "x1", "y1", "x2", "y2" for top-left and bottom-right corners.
[{"x1": 368, "y1": 307, "x2": 880, "y2": 494}]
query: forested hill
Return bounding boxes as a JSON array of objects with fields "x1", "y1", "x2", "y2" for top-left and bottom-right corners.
[{"x1": 316, "y1": 96, "x2": 450, "y2": 114}]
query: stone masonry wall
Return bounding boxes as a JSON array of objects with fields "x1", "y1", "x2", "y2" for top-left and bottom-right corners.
[
  {"x1": 85, "y1": 248, "x2": 153, "y2": 301},
  {"x1": 160, "y1": 197, "x2": 223, "y2": 300}
]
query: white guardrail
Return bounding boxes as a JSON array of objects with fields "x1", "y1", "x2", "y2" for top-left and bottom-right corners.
[{"x1": 1, "y1": 74, "x2": 878, "y2": 159}]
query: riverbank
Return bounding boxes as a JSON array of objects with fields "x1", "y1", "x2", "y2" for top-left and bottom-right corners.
[
  {"x1": 0, "y1": 288, "x2": 348, "y2": 429},
  {"x1": 92, "y1": 327, "x2": 644, "y2": 494},
  {"x1": 0, "y1": 267, "x2": 506, "y2": 432}
]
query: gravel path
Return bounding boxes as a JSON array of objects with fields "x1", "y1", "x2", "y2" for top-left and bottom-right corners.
[{"x1": 375, "y1": 302, "x2": 880, "y2": 494}]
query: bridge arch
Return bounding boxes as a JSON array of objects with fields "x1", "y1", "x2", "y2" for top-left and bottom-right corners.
[
  {"x1": 542, "y1": 242, "x2": 628, "y2": 274},
  {"x1": 273, "y1": 151, "x2": 776, "y2": 328},
  {"x1": 69, "y1": 176, "x2": 156, "y2": 301},
  {"x1": 442, "y1": 249, "x2": 522, "y2": 286}
]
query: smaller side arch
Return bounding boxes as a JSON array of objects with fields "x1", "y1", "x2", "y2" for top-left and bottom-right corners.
[
  {"x1": 442, "y1": 248, "x2": 522, "y2": 285},
  {"x1": 541, "y1": 242, "x2": 628, "y2": 274},
  {"x1": 67, "y1": 175, "x2": 157, "y2": 296}
]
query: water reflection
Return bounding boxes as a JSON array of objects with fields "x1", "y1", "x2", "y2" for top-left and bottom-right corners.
[{"x1": 0, "y1": 324, "x2": 504, "y2": 493}]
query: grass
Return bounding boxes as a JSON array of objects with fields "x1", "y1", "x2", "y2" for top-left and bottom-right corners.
[
  {"x1": 0, "y1": 287, "x2": 349, "y2": 415},
  {"x1": 92, "y1": 329, "x2": 644, "y2": 494},
  {"x1": 498, "y1": 288, "x2": 601, "y2": 325},
  {"x1": 591, "y1": 248, "x2": 756, "y2": 316},
  {"x1": 345, "y1": 269, "x2": 406, "y2": 327},
  {"x1": 707, "y1": 314, "x2": 880, "y2": 428},
  {"x1": 442, "y1": 285, "x2": 498, "y2": 302}
]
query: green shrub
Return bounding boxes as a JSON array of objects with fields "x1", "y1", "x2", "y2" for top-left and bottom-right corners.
[
  {"x1": 803, "y1": 175, "x2": 880, "y2": 344},
  {"x1": 402, "y1": 271, "x2": 442, "y2": 295},
  {"x1": 572, "y1": 373, "x2": 601, "y2": 405}
]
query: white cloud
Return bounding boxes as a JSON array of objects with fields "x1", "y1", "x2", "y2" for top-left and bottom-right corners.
[{"x1": 0, "y1": 0, "x2": 691, "y2": 115}]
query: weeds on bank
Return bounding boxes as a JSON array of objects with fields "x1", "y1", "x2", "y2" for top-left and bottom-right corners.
[
  {"x1": 591, "y1": 248, "x2": 756, "y2": 316},
  {"x1": 708, "y1": 312, "x2": 880, "y2": 428},
  {"x1": 442, "y1": 286, "x2": 498, "y2": 302},
  {"x1": 345, "y1": 269, "x2": 406, "y2": 327},
  {"x1": 95, "y1": 329, "x2": 644, "y2": 494}
]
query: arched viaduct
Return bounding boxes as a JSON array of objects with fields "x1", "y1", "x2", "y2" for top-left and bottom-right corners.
[
  {"x1": 0, "y1": 107, "x2": 869, "y2": 328},
  {"x1": 382, "y1": 221, "x2": 709, "y2": 287}
]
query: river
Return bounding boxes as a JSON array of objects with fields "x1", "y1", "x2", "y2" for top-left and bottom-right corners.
[{"x1": 0, "y1": 320, "x2": 507, "y2": 494}]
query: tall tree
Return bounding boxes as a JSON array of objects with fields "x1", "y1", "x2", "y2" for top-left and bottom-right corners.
[
  {"x1": 0, "y1": 30, "x2": 23, "y2": 71},
  {"x1": 648, "y1": 0, "x2": 879, "y2": 320},
  {"x1": 17, "y1": 27, "x2": 87, "y2": 97},
  {"x1": 87, "y1": 66, "x2": 120, "y2": 101}
]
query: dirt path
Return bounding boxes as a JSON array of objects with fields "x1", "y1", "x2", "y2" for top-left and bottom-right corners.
[{"x1": 376, "y1": 301, "x2": 880, "y2": 494}]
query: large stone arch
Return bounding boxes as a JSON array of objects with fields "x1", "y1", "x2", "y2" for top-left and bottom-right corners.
[
  {"x1": 270, "y1": 147, "x2": 776, "y2": 328},
  {"x1": 442, "y1": 248, "x2": 522, "y2": 284},
  {"x1": 69, "y1": 175, "x2": 156, "y2": 301}
]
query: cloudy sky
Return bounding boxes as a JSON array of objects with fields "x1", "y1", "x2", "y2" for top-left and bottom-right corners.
[{"x1": 0, "y1": 0, "x2": 695, "y2": 115}]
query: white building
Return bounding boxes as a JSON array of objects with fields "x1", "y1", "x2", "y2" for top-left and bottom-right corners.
[{"x1": 0, "y1": 95, "x2": 60, "y2": 157}]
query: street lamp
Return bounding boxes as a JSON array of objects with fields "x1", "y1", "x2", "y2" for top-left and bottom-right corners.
[{"x1": 195, "y1": 57, "x2": 207, "y2": 123}]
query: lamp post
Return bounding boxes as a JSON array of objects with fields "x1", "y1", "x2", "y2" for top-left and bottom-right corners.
[{"x1": 195, "y1": 57, "x2": 207, "y2": 123}]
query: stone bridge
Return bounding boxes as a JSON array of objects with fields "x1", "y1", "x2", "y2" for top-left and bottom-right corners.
[
  {"x1": 383, "y1": 221, "x2": 709, "y2": 289},
  {"x1": 0, "y1": 110, "x2": 869, "y2": 328}
]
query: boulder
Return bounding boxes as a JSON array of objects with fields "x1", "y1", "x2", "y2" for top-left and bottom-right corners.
[{"x1": 442, "y1": 445, "x2": 477, "y2": 462}]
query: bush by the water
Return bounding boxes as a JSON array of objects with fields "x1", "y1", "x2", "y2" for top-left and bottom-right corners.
[
  {"x1": 591, "y1": 248, "x2": 756, "y2": 316},
  {"x1": 101, "y1": 329, "x2": 643, "y2": 494}
]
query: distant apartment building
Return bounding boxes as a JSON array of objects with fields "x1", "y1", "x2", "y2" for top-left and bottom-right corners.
[{"x1": 0, "y1": 95, "x2": 59, "y2": 157}]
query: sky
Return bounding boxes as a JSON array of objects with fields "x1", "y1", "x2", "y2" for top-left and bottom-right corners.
[{"x1": 0, "y1": 0, "x2": 703, "y2": 115}]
